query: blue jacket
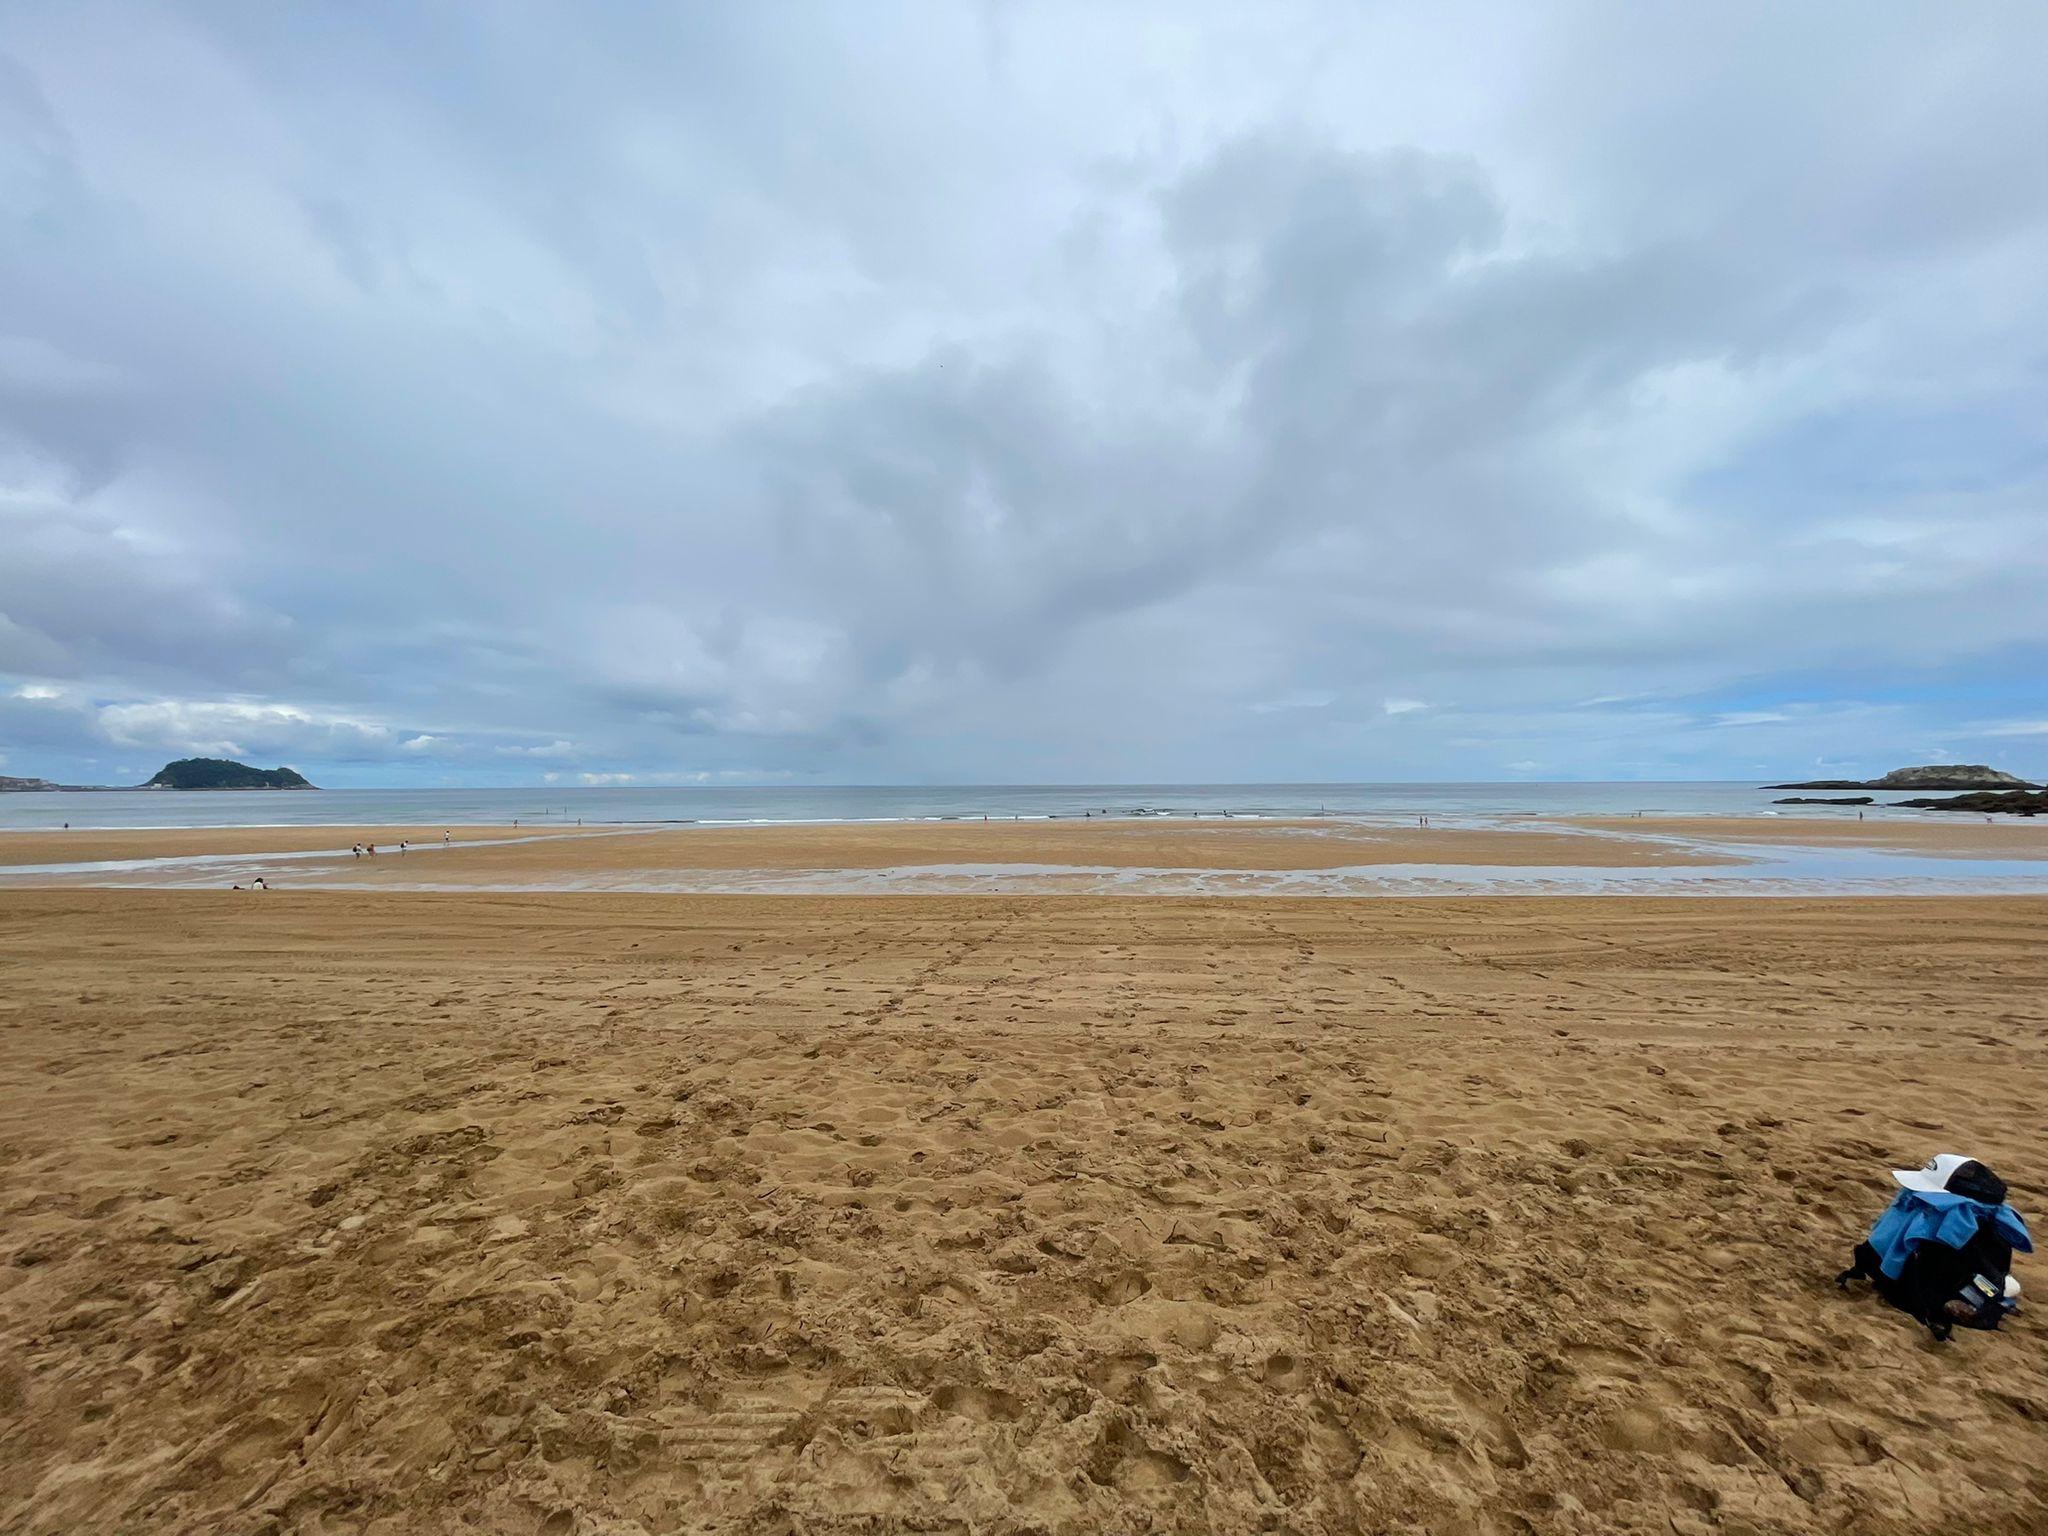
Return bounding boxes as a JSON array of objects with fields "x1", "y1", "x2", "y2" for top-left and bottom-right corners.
[{"x1": 1867, "y1": 1188, "x2": 2032, "y2": 1279}]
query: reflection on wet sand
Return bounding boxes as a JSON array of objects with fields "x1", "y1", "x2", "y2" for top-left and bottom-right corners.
[{"x1": 2, "y1": 816, "x2": 2044, "y2": 897}]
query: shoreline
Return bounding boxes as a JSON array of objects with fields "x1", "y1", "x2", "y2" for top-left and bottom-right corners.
[
  {"x1": 2, "y1": 815, "x2": 2043, "y2": 898},
  {"x1": 6, "y1": 779, "x2": 2044, "y2": 841},
  {"x1": 0, "y1": 805, "x2": 2031, "y2": 833}
]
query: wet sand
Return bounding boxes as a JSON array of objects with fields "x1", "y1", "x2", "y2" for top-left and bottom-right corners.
[
  {"x1": 7, "y1": 816, "x2": 2044, "y2": 895},
  {"x1": 0, "y1": 824, "x2": 584, "y2": 867},
  {"x1": 3, "y1": 818, "x2": 1745, "y2": 890},
  {"x1": 1556, "y1": 815, "x2": 2048, "y2": 857},
  {"x1": 10, "y1": 815, "x2": 2048, "y2": 899},
  {"x1": 4, "y1": 888, "x2": 2046, "y2": 1533}
]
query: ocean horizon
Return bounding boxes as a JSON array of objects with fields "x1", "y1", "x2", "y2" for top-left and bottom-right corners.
[{"x1": 0, "y1": 779, "x2": 1925, "y2": 831}]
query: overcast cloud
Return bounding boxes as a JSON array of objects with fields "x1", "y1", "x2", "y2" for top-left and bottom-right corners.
[{"x1": 3, "y1": 3, "x2": 2045, "y2": 785}]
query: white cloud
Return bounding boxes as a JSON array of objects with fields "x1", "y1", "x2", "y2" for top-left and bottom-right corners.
[
  {"x1": 0, "y1": 8, "x2": 2043, "y2": 784},
  {"x1": 0, "y1": 335, "x2": 127, "y2": 394},
  {"x1": 94, "y1": 701, "x2": 393, "y2": 761},
  {"x1": 496, "y1": 739, "x2": 579, "y2": 759},
  {"x1": 1250, "y1": 692, "x2": 1334, "y2": 714}
]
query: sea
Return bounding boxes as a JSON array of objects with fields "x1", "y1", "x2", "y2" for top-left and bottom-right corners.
[{"x1": 0, "y1": 781, "x2": 1887, "y2": 831}]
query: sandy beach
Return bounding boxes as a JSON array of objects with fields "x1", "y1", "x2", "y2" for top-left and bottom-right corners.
[
  {"x1": 4, "y1": 877, "x2": 2047, "y2": 1534},
  {"x1": 1558, "y1": 816, "x2": 2048, "y2": 856},
  {"x1": 0, "y1": 824, "x2": 587, "y2": 868},
  {"x1": 6, "y1": 815, "x2": 2044, "y2": 900},
  {"x1": 0, "y1": 817, "x2": 1745, "y2": 882}
]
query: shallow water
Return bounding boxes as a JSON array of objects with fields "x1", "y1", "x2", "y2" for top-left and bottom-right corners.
[
  {"x1": 0, "y1": 779, "x2": 1963, "y2": 831},
  {"x1": 7, "y1": 828, "x2": 2046, "y2": 898}
]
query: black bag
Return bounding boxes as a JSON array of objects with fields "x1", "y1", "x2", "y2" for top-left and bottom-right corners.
[{"x1": 1837, "y1": 1213, "x2": 2016, "y2": 1341}]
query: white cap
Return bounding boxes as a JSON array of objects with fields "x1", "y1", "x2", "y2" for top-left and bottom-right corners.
[{"x1": 1893, "y1": 1153, "x2": 1978, "y2": 1193}]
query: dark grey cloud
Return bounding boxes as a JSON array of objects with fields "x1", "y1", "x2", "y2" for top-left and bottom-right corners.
[{"x1": 2, "y1": 3, "x2": 2045, "y2": 785}]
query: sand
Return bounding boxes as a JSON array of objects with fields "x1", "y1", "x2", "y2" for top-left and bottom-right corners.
[
  {"x1": 11, "y1": 815, "x2": 2045, "y2": 899},
  {"x1": 0, "y1": 825, "x2": 584, "y2": 868},
  {"x1": 5, "y1": 886, "x2": 2048, "y2": 1534},
  {"x1": 1, "y1": 819, "x2": 1749, "y2": 892},
  {"x1": 1556, "y1": 816, "x2": 2048, "y2": 857},
  {"x1": 8, "y1": 817, "x2": 2043, "y2": 897}
]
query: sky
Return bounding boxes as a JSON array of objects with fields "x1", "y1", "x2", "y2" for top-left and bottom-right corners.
[{"x1": 3, "y1": 3, "x2": 2046, "y2": 788}]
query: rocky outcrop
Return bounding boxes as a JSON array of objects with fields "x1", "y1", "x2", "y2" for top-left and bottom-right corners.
[
  {"x1": 1891, "y1": 790, "x2": 2048, "y2": 816},
  {"x1": 1874, "y1": 765, "x2": 2033, "y2": 789},
  {"x1": 1767, "y1": 764, "x2": 2037, "y2": 791},
  {"x1": 144, "y1": 758, "x2": 316, "y2": 790},
  {"x1": 1773, "y1": 796, "x2": 1873, "y2": 806},
  {"x1": 5, "y1": 760, "x2": 317, "y2": 791}
]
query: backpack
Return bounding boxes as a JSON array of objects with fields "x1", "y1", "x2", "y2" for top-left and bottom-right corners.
[{"x1": 1837, "y1": 1195, "x2": 2022, "y2": 1341}]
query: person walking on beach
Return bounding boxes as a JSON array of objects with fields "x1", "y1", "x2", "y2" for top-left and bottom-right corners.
[
  {"x1": 399, "y1": 840, "x2": 409, "y2": 855},
  {"x1": 352, "y1": 843, "x2": 362, "y2": 859},
  {"x1": 443, "y1": 830, "x2": 451, "y2": 846}
]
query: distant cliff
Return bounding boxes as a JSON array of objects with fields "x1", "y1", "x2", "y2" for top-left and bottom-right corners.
[
  {"x1": 1766, "y1": 764, "x2": 2037, "y2": 791},
  {"x1": 143, "y1": 758, "x2": 316, "y2": 791}
]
